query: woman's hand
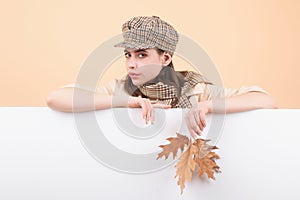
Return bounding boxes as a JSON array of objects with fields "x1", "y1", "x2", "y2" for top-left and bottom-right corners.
[
  {"x1": 185, "y1": 101, "x2": 212, "y2": 139},
  {"x1": 128, "y1": 96, "x2": 171, "y2": 124}
]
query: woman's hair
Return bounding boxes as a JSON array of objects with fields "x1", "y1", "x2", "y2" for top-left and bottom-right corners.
[{"x1": 154, "y1": 48, "x2": 174, "y2": 69}]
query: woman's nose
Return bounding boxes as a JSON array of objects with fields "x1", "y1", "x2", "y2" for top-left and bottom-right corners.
[{"x1": 127, "y1": 58, "x2": 138, "y2": 69}]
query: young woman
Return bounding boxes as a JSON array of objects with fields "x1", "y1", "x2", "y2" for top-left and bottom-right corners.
[{"x1": 47, "y1": 16, "x2": 277, "y2": 138}]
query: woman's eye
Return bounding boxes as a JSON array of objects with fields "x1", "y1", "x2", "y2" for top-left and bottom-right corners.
[
  {"x1": 124, "y1": 53, "x2": 130, "y2": 58},
  {"x1": 138, "y1": 53, "x2": 146, "y2": 58},
  {"x1": 124, "y1": 52, "x2": 146, "y2": 58}
]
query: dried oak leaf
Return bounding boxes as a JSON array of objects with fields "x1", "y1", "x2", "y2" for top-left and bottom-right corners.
[
  {"x1": 157, "y1": 132, "x2": 189, "y2": 160},
  {"x1": 174, "y1": 143, "x2": 198, "y2": 194},
  {"x1": 157, "y1": 133, "x2": 221, "y2": 194},
  {"x1": 193, "y1": 139, "x2": 221, "y2": 180}
]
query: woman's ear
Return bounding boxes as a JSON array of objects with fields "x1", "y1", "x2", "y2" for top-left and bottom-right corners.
[{"x1": 162, "y1": 52, "x2": 172, "y2": 66}]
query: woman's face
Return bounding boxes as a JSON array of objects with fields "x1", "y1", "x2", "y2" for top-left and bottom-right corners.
[{"x1": 124, "y1": 48, "x2": 168, "y2": 86}]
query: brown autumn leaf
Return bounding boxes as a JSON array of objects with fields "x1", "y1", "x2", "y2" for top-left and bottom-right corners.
[
  {"x1": 156, "y1": 132, "x2": 189, "y2": 160},
  {"x1": 174, "y1": 143, "x2": 198, "y2": 194},
  {"x1": 194, "y1": 139, "x2": 221, "y2": 179},
  {"x1": 156, "y1": 133, "x2": 221, "y2": 194}
]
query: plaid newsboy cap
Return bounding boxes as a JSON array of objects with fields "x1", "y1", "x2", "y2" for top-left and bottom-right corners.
[{"x1": 114, "y1": 16, "x2": 179, "y2": 55}]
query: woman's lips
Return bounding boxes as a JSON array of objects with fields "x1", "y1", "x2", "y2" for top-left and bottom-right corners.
[{"x1": 129, "y1": 72, "x2": 140, "y2": 79}]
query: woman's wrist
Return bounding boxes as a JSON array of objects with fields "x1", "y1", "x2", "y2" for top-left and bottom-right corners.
[
  {"x1": 198, "y1": 100, "x2": 213, "y2": 114},
  {"x1": 128, "y1": 96, "x2": 142, "y2": 108}
]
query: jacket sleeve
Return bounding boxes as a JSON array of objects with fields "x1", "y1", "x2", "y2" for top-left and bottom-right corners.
[
  {"x1": 60, "y1": 79, "x2": 120, "y2": 95},
  {"x1": 189, "y1": 83, "x2": 268, "y2": 101}
]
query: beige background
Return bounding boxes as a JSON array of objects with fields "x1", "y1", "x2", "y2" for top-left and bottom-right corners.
[{"x1": 1, "y1": 0, "x2": 299, "y2": 108}]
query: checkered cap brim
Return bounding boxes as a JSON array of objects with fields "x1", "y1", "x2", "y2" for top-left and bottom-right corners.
[{"x1": 114, "y1": 16, "x2": 179, "y2": 54}]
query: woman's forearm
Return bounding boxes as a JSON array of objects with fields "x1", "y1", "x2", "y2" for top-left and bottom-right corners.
[
  {"x1": 46, "y1": 87, "x2": 146, "y2": 113},
  {"x1": 206, "y1": 92, "x2": 278, "y2": 113},
  {"x1": 47, "y1": 88, "x2": 118, "y2": 113}
]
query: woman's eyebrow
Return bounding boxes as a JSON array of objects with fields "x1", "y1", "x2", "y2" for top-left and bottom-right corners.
[
  {"x1": 124, "y1": 49, "x2": 148, "y2": 53},
  {"x1": 134, "y1": 49, "x2": 148, "y2": 53}
]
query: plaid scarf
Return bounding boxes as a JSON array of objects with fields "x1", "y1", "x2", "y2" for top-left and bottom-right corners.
[{"x1": 138, "y1": 69, "x2": 212, "y2": 108}]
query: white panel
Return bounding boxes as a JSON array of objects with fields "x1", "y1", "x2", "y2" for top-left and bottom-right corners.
[{"x1": 0, "y1": 107, "x2": 299, "y2": 200}]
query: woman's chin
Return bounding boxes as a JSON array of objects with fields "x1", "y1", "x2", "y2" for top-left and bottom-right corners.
[{"x1": 132, "y1": 80, "x2": 144, "y2": 87}]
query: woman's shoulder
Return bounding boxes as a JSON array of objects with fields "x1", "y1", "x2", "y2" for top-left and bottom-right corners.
[{"x1": 176, "y1": 70, "x2": 212, "y2": 85}]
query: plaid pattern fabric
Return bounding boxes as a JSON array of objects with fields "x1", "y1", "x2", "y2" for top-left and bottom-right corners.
[
  {"x1": 139, "y1": 82, "x2": 178, "y2": 107},
  {"x1": 138, "y1": 71, "x2": 212, "y2": 108},
  {"x1": 114, "y1": 16, "x2": 179, "y2": 55},
  {"x1": 177, "y1": 71, "x2": 211, "y2": 108}
]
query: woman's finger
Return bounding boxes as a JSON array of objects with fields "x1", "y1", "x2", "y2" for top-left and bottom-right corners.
[
  {"x1": 199, "y1": 109, "x2": 206, "y2": 128},
  {"x1": 140, "y1": 99, "x2": 150, "y2": 124},
  {"x1": 191, "y1": 109, "x2": 202, "y2": 132},
  {"x1": 185, "y1": 111, "x2": 202, "y2": 137},
  {"x1": 146, "y1": 99, "x2": 154, "y2": 124},
  {"x1": 186, "y1": 117, "x2": 199, "y2": 139},
  {"x1": 195, "y1": 111, "x2": 204, "y2": 131},
  {"x1": 145, "y1": 100, "x2": 152, "y2": 124},
  {"x1": 192, "y1": 108, "x2": 201, "y2": 125}
]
